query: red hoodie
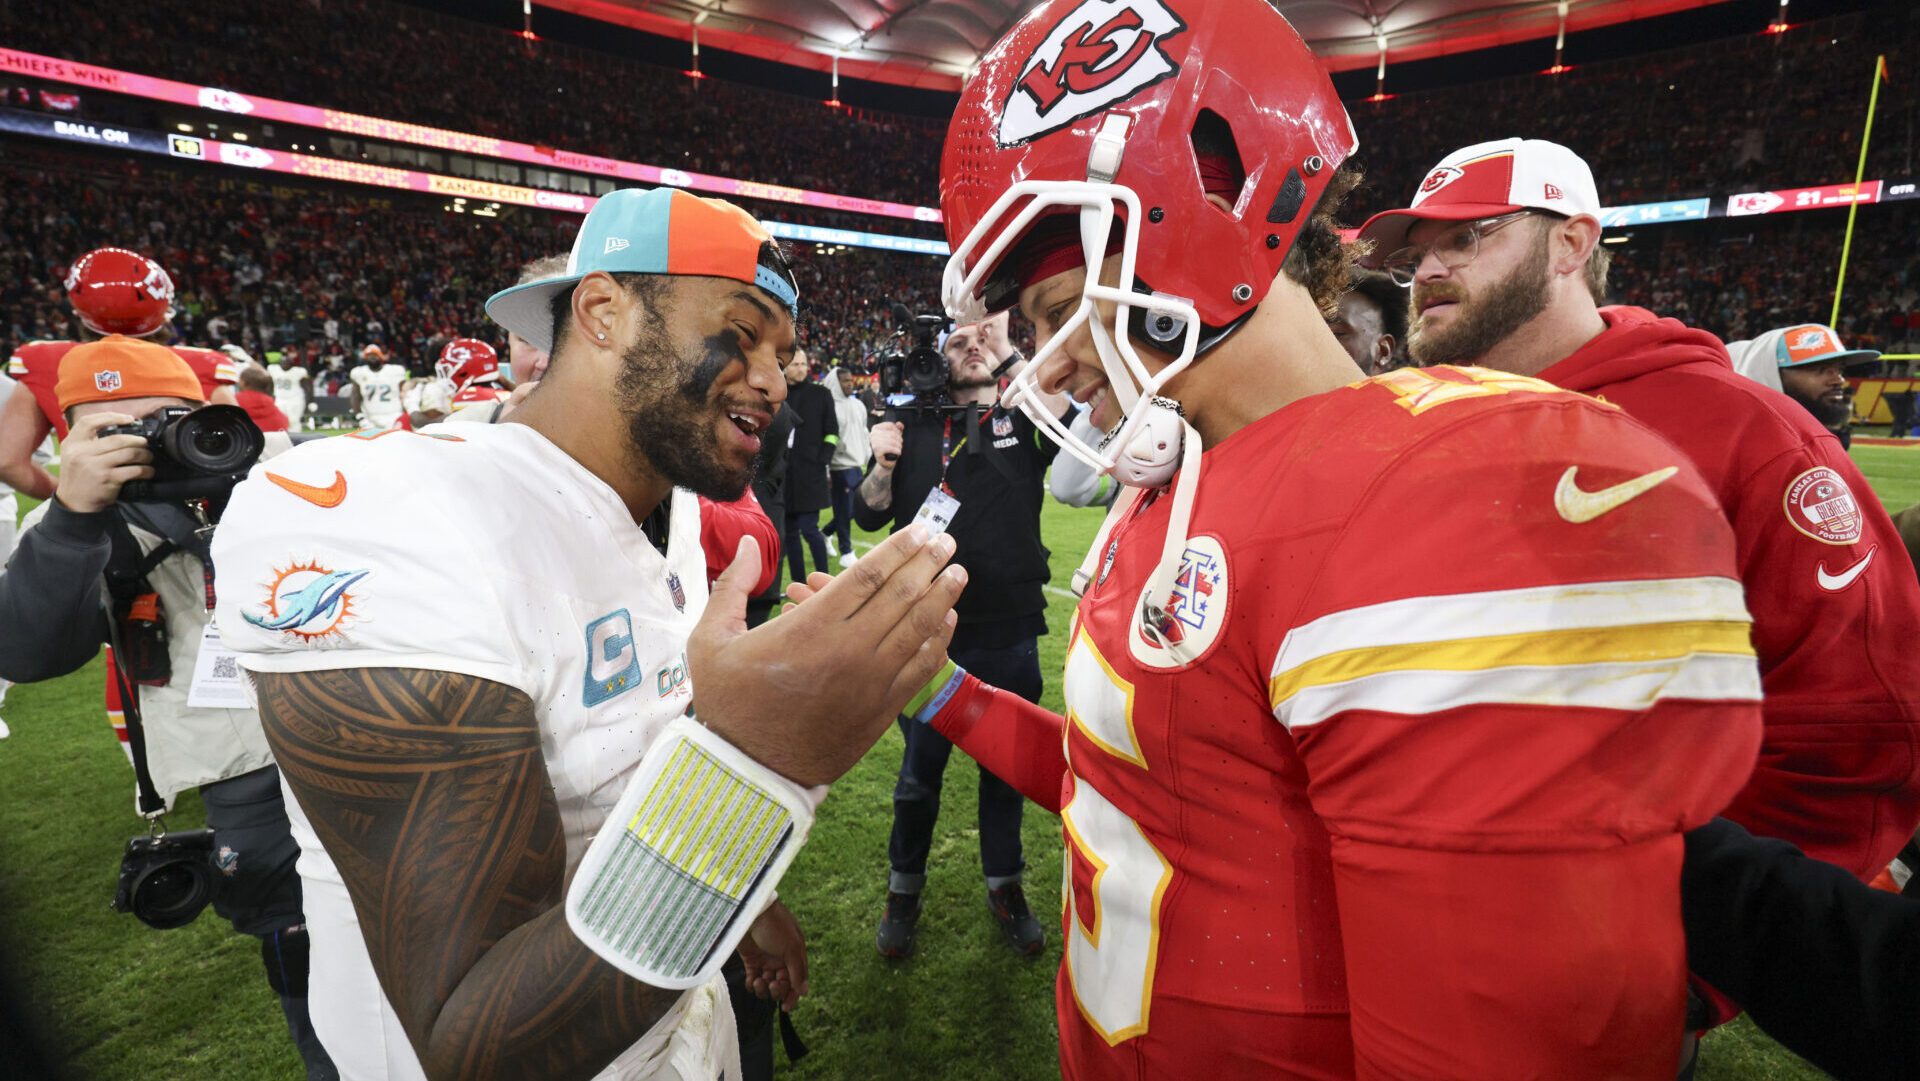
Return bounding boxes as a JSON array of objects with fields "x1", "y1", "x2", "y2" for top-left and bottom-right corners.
[{"x1": 1540, "y1": 306, "x2": 1920, "y2": 880}]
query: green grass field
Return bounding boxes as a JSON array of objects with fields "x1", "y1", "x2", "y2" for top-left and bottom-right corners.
[{"x1": 2, "y1": 441, "x2": 1915, "y2": 1080}]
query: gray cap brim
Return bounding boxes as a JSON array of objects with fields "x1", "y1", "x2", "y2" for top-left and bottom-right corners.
[
  {"x1": 1781, "y1": 348, "x2": 1881, "y2": 369},
  {"x1": 485, "y1": 275, "x2": 584, "y2": 355}
]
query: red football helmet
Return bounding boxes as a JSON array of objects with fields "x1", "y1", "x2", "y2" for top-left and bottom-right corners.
[
  {"x1": 435, "y1": 338, "x2": 501, "y2": 394},
  {"x1": 940, "y1": 0, "x2": 1356, "y2": 484},
  {"x1": 65, "y1": 247, "x2": 176, "y2": 337}
]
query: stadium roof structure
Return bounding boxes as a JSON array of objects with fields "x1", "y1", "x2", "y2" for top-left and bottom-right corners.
[{"x1": 535, "y1": 0, "x2": 1747, "y2": 91}]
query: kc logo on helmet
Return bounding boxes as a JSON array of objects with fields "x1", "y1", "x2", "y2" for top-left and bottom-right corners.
[{"x1": 997, "y1": 0, "x2": 1188, "y2": 148}]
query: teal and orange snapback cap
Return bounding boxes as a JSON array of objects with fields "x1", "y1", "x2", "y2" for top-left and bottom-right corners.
[{"x1": 486, "y1": 187, "x2": 798, "y2": 353}]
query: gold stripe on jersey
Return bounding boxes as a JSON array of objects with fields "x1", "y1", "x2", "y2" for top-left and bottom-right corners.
[
  {"x1": 1272, "y1": 653, "x2": 1761, "y2": 731},
  {"x1": 1272, "y1": 576, "x2": 1750, "y2": 663},
  {"x1": 1267, "y1": 578, "x2": 1760, "y2": 728}
]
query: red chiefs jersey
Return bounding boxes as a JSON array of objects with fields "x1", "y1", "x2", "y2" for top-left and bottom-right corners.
[
  {"x1": 7, "y1": 339, "x2": 78, "y2": 435},
  {"x1": 8, "y1": 339, "x2": 237, "y2": 436},
  {"x1": 453, "y1": 384, "x2": 502, "y2": 407},
  {"x1": 697, "y1": 490, "x2": 781, "y2": 595},
  {"x1": 1542, "y1": 307, "x2": 1920, "y2": 880},
  {"x1": 937, "y1": 367, "x2": 1762, "y2": 1081}
]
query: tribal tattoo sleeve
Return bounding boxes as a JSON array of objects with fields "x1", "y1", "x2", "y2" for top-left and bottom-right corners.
[{"x1": 253, "y1": 667, "x2": 678, "y2": 1081}]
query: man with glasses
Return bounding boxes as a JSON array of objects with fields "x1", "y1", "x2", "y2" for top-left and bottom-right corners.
[{"x1": 1361, "y1": 137, "x2": 1920, "y2": 1035}]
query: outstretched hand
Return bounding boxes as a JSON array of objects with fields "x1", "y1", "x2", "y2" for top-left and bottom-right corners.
[
  {"x1": 688, "y1": 527, "x2": 964, "y2": 787},
  {"x1": 737, "y1": 900, "x2": 807, "y2": 1011}
]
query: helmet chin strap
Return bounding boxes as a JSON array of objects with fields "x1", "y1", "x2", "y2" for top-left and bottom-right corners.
[
  {"x1": 1129, "y1": 419, "x2": 1206, "y2": 669},
  {"x1": 1090, "y1": 304, "x2": 1186, "y2": 490},
  {"x1": 1065, "y1": 419, "x2": 1210, "y2": 671}
]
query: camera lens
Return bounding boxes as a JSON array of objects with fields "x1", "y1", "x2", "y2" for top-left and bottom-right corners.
[
  {"x1": 189, "y1": 427, "x2": 235, "y2": 459},
  {"x1": 131, "y1": 858, "x2": 217, "y2": 929},
  {"x1": 159, "y1": 405, "x2": 265, "y2": 474}
]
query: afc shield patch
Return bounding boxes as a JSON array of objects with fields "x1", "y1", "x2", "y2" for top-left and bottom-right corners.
[
  {"x1": 997, "y1": 0, "x2": 1188, "y2": 147},
  {"x1": 1133, "y1": 533, "x2": 1228, "y2": 667},
  {"x1": 1784, "y1": 466, "x2": 1864, "y2": 545}
]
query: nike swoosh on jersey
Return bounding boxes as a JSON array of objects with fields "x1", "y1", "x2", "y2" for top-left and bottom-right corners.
[
  {"x1": 1816, "y1": 545, "x2": 1876, "y2": 592},
  {"x1": 1554, "y1": 465, "x2": 1679, "y2": 524},
  {"x1": 266, "y1": 470, "x2": 348, "y2": 508}
]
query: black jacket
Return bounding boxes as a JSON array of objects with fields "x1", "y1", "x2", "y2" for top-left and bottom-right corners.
[
  {"x1": 854, "y1": 400, "x2": 1062, "y2": 645},
  {"x1": 782, "y1": 380, "x2": 838, "y2": 514},
  {"x1": 1683, "y1": 817, "x2": 1919, "y2": 1080}
]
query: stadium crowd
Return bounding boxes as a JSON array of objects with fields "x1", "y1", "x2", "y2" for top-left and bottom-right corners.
[
  {"x1": 0, "y1": 149, "x2": 949, "y2": 386},
  {"x1": 0, "y1": 0, "x2": 945, "y2": 207},
  {"x1": 1342, "y1": 11, "x2": 1920, "y2": 220},
  {"x1": 5, "y1": 0, "x2": 1918, "y2": 232},
  {"x1": 6, "y1": 142, "x2": 1916, "y2": 380}
]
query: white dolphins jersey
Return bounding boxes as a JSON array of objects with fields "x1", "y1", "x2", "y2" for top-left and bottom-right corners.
[
  {"x1": 212, "y1": 422, "x2": 725, "y2": 1080},
  {"x1": 270, "y1": 364, "x2": 308, "y2": 428},
  {"x1": 349, "y1": 362, "x2": 408, "y2": 428}
]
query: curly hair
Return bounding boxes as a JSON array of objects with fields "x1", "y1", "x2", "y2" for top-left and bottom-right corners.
[{"x1": 1280, "y1": 164, "x2": 1368, "y2": 320}]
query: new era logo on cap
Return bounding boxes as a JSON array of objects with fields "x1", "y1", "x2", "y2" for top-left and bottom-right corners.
[
  {"x1": 95, "y1": 370, "x2": 122, "y2": 392},
  {"x1": 605, "y1": 237, "x2": 630, "y2": 255},
  {"x1": 1545, "y1": 183, "x2": 1564, "y2": 201}
]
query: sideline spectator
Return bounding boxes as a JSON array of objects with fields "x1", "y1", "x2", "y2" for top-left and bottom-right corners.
[
  {"x1": 1361, "y1": 139, "x2": 1920, "y2": 881},
  {"x1": 234, "y1": 363, "x2": 289, "y2": 432},
  {"x1": 0, "y1": 337, "x2": 332, "y2": 1079},
  {"x1": 505, "y1": 253, "x2": 569, "y2": 386},
  {"x1": 1330, "y1": 268, "x2": 1408, "y2": 375},
  {"x1": 347, "y1": 344, "x2": 407, "y2": 429},
  {"x1": 258, "y1": 346, "x2": 311, "y2": 433},
  {"x1": 821, "y1": 366, "x2": 869, "y2": 567},
  {"x1": 1727, "y1": 324, "x2": 1879, "y2": 449},
  {"x1": 854, "y1": 315, "x2": 1067, "y2": 960},
  {"x1": 780, "y1": 349, "x2": 837, "y2": 586}
]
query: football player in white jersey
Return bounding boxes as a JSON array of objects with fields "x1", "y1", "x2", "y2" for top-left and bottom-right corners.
[
  {"x1": 214, "y1": 187, "x2": 965, "y2": 1081},
  {"x1": 257, "y1": 348, "x2": 311, "y2": 431},
  {"x1": 348, "y1": 344, "x2": 408, "y2": 429}
]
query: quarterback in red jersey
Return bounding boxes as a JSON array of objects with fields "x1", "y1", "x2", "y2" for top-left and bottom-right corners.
[
  {"x1": 883, "y1": 2, "x2": 1765, "y2": 1078},
  {"x1": 1, "y1": 247, "x2": 237, "y2": 497},
  {"x1": 1359, "y1": 140, "x2": 1920, "y2": 885}
]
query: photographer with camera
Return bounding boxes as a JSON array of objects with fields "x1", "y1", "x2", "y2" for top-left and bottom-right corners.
[
  {"x1": 855, "y1": 310, "x2": 1070, "y2": 958},
  {"x1": 0, "y1": 336, "x2": 335, "y2": 1080}
]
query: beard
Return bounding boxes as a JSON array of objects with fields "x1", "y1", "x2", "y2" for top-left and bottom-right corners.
[
  {"x1": 1783, "y1": 384, "x2": 1852, "y2": 428},
  {"x1": 1408, "y1": 230, "x2": 1553, "y2": 368},
  {"x1": 615, "y1": 327, "x2": 757, "y2": 502}
]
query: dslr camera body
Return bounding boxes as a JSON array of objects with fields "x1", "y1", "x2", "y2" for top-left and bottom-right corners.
[
  {"x1": 112, "y1": 828, "x2": 223, "y2": 929},
  {"x1": 876, "y1": 308, "x2": 984, "y2": 419},
  {"x1": 101, "y1": 403, "x2": 264, "y2": 503}
]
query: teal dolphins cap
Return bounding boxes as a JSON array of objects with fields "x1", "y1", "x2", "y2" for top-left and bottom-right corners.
[{"x1": 486, "y1": 187, "x2": 799, "y2": 353}]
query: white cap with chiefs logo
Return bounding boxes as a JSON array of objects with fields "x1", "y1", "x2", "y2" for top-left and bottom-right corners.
[{"x1": 1357, "y1": 137, "x2": 1602, "y2": 259}]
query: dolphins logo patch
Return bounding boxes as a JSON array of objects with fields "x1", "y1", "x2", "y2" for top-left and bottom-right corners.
[{"x1": 245, "y1": 563, "x2": 370, "y2": 642}]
